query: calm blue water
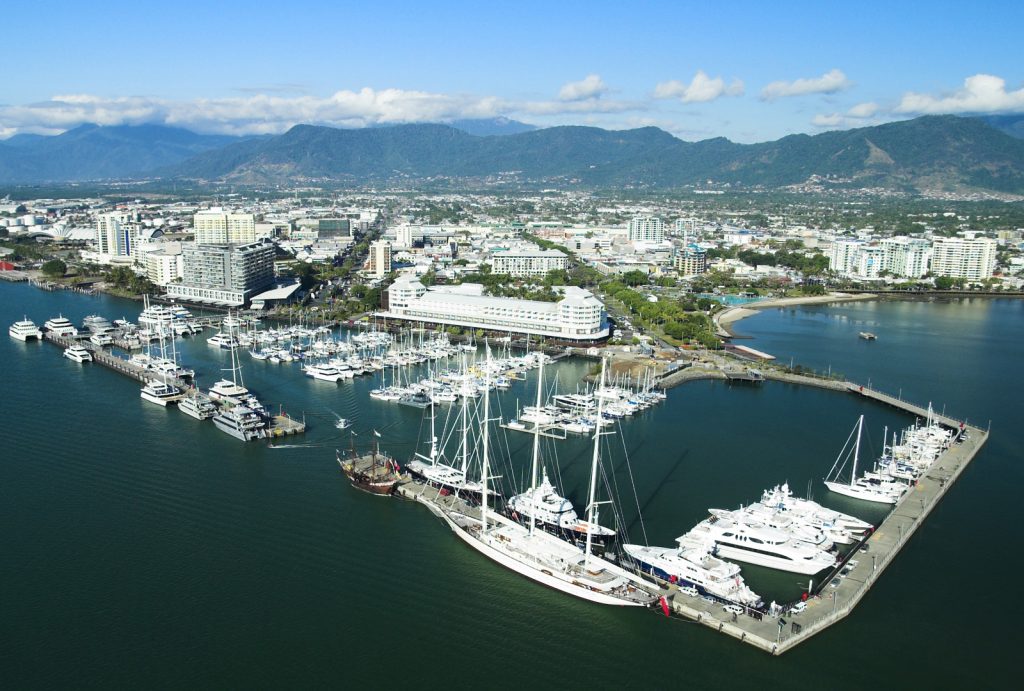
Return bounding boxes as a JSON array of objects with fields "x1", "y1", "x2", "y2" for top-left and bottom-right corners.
[{"x1": 0, "y1": 285, "x2": 1018, "y2": 688}]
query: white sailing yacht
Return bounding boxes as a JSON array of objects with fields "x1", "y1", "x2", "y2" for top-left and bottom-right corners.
[
  {"x1": 438, "y1": 356, "x2": 656, "y2": 607},
  {"x1": 505, "y1": 356, "x2": 615, "y2": 546},
  {"x1": 824, "y1": 415, "x2": 907, "y2": 504},
  {"x1": 140, "y1": 326, "x2": 184, "y2": 406}
]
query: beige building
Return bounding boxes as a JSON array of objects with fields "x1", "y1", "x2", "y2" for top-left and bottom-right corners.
[
  {"x1": 366, "y1": 240, "x2": 392, "y2": 277},
  {"x1": 193, "y1": 209, "x2": 261, "y2": 244}
]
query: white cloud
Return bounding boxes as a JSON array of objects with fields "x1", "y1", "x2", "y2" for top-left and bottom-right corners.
[
  {"x1": 0, "y1": 87, "x2": 649, "y2": 137},
  {"x1": 896, "y1": 73, "x2": 1024, "y2": 114},
  {"x1": 760, "y1": 69, "x2": 851, "y2": 101},
  {"x1": 811, "y1": 113, "x2": 845, "y2": 128},
  {"x1": 558, "y1": 74, "x2": 608, "y2": 101},
  {"x1": 847, "y1": 101, "x2": 879, "y2": 118},
  {"x1": 653, "y1": 71, "x2": 744, "y2": 103}
]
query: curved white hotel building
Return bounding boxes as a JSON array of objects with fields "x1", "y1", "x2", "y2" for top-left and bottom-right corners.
[{"x1": 380, "y1": 277, "x2": 609, "y2": 343}]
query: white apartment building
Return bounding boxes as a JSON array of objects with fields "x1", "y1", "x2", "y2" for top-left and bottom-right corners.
[
  {"x1": 931, "y1": 236, "x2": 997, "y2": 280},
  {"x1": 829, "y1": 239, "x2": 864, "y2": 274},
  {"x1": 880, "y1": 237, "x2": 932, "y2": 279},
  {"x1": 628, "y1": 216, "x2": 664, "y2": 243},
  {"x1": 144, "y1": 248, "x2": 184, "y2": 287},
  {"x1": 193, "y1": 209, "x2": 261, "y2": 244},
  {"x1": 382, "y1": 278, "x2": 609, "y2": 342},
  {"x1": 491, "y1": 248, "x2": 569, "y2": 277},
  {"x1": 95, "y1": 212, "x2": 132, "y2": 256},
  {"x1": 854, "y1": 246, "x2": 885, "y2": 279},
  {"x1": 366, "y1": 240, "x2": 392, "y2": 277}
]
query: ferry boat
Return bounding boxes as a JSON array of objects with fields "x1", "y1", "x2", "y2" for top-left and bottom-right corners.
[
  {"x1": 63, "y1": 344, "x2": 93, "y2": 363},
  {"x1": 81, "y1": 314, "x2": 114, "y2": 333},
  {"x1": 304, "y1": 363, "x2": 345, "y2": 382},
  {"x1": 89, "y1": 332, "x2": 114, "y2": 347},
  {"x1": 207, "y1": 332, "x2": 241, "y2": 349},
  {"x1": 623, "y1": 536, "x2": 763, "y2": 607},
  {"x1": 44, "y1": 315, "x2": 79, "y2": 338},
  {"x1": 213, "y1": 404, "x2": 267, "y2": 441},
  {"x1": 9, "y1": 318, "x2": 43, "y2": 341},
  {"x1": 140, "y1": 380, "x2": 184, "y2": 406}
]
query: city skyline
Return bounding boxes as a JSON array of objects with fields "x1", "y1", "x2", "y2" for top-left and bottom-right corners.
[{"x1": 2, "y1": 1, "x2": 1023, "y2": 143}]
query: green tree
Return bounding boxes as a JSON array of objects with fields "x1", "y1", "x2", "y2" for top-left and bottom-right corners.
[{"x1": 41, "y1": 259, "x2": 67, "y2": 278}]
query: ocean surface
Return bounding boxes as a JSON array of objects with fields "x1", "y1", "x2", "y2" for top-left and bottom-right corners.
[{"x1": 1, "y1": 284, "x2": 1019, "y2": 689}]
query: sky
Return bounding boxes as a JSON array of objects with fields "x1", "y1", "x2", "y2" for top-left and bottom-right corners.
[{"x1": 2, "y1": 0, "x2": 1023, "y2": 143}]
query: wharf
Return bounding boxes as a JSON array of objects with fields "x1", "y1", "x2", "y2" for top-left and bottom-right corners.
[
  {"x1": 42, "y1": 332, "x2": 186, "y2": 386},
  {"x1": 660, "y1": 411, "x2": 988, "y2": 655},
  {"x1": 268, "y1": 414, "x2": 306, "y2": 437}
]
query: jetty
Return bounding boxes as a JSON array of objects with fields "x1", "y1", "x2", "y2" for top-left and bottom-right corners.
[{"x1": 655, "y1": 389, "x2": 988, "y2": 655}]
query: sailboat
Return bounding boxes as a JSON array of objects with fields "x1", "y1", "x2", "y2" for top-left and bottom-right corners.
[
  {"x1": 437, "y1": 354, "x2": 656, "y2": 607},
  {"x1": 824, "y1": 415, "x2": 906, "y2": 504},
  {"x1": 140, "y1": 324, "x2": 184, "y2": 406},
  {"x1": 337, "y1": 432, "x2": 401, "y2": 495},
  {"x1": 505, "y1": 356, "x2": 616, "y2": 547}
]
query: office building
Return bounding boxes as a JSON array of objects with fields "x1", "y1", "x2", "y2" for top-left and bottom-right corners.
[{"x1": 382, "y1": 277, "x2": 609, "y2": 343}]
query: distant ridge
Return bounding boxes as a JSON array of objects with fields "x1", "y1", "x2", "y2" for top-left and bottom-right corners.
[{"x1": 3, "y1": 116, "x2": 1024, "y2": 195}]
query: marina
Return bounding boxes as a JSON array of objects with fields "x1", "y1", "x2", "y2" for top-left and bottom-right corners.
[{"x1": 0, "y1": 284, "x2": 1007, "y2": 683}]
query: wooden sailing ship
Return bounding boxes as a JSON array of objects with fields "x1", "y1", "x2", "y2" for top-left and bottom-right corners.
[{"x1": 336, "y1": 434, "x2": 402, "y2": 495}]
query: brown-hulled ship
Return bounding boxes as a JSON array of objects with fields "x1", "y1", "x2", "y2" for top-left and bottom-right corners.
[{"x1": 336, "y1": 440, "x2": 401, "y2": 495}]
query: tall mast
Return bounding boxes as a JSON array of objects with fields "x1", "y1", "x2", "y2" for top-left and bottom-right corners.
[
  {"x1": 584, "y1": 358, "x2": 607, "y2": 565},
  {"x1": 428, "y1": 395, "x2": 437, "y2": 466},
  {"x1": 460, "y1": 352, "x2": 469, "y2": 477},
  {"x1": 481, "y1": 345, "x2": 491, "y2": 533},
  {"x1": 528, "y1": 355, "x2": 545, "y2": 536},
  {"x1": 851, "y1": 414, "x2": 863, "y2": 486}
]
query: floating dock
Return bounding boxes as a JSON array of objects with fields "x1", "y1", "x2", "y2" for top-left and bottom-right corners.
[{"x1": 658, "y1": 392, "x2": 988, "y2": 655}]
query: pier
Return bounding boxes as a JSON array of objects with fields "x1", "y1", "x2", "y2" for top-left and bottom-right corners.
[{"x1": 656, "y1": 392, "x2": 988, "y2": 655}]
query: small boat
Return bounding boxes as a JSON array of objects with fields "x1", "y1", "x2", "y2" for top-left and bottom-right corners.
[
  {"x1": 859, "y1": 332, "x2": 877, "y2": 340},
  {"x1": 63, "y1": 344, "x2": 93, "y2": 362},
  {"x1": 335, "y1": 417, "x2": 352, "y2": 430}
]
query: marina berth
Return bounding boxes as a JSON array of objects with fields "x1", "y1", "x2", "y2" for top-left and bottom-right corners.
[
  {"x1": 9, "y1": 317, "x2": 43, "y2": 341},
  {"x1": 825, "y1": 415, "x2": 907, "y2": 504}
]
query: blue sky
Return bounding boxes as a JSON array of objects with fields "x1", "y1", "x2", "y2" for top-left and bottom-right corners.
[{"x1": 3, "y1": 0, "x2": 1023, "y2": 142}]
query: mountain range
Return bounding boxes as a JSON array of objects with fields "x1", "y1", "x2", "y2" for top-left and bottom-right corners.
[{"x1": 2, "y1": 115, "x2": 1024, "y2": 195}]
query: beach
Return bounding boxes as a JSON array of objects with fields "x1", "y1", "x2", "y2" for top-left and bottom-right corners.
[{"x1": 714, "y1": 293, "x2": 877, "y2": 335}]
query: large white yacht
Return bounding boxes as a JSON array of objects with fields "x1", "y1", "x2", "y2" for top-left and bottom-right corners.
[
  {"x1": 213, "y1": 404, "x2": 267, "y2": 441},
  {"x1": 684, "y1": 512, "x2": 837, "y2": 575},
  {"x1": 44, "y1": 315, "x2": 79, "y2": 338},
  {"x1": 63, "y1": 344, "x2": 93, "y2": 363},
  {"x1": 207, "y1": 332, "x2": 241, "y2": 349},
  {"x1": 506, "y1": 470, "x2": 616, "y2": 546},
  {"x1": 623, "y1": 536, "x2": 763, "y2": 607},
  {"x1": 757, "y1": 483, "x2": 873, "y2": 541},
  {"x1": 709, "y1": 507, "x2": 835, "y2": 551},
  {"x1": 9, "y1": 318, "x2": 43, "y2": 341},
  {"x1": 304, "y1": 363, "x2": 345, "y2": 382},
  {"x1": 825, "y1": 416, "x2": 907, "y2": 505},
  {"x1": 178, "y1": 391, "x2": 218, "y2": 420}
]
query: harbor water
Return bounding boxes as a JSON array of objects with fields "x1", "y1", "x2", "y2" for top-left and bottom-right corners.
[{"x1": 1, "y1": 283, "x2": 1019, "y2": 688}]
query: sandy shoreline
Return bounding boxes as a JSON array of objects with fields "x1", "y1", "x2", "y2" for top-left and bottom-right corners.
[{"x1": 715, "y1": 293, "x2": 877, "y2": 335}]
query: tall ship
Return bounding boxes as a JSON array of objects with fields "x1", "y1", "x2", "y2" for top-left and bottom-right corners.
[
  {"x1": 336, "y1": 438, "x2": 402, "y2": 495},
  {"x1": 623, "y1": 534, "x2": 762, "y2": 607},
  {"x1": 9, "y1": 317, "x2": 43, "y2": 341},
  {"x1": 436, "y1": 356, "x2": 656, "y2": 607}
]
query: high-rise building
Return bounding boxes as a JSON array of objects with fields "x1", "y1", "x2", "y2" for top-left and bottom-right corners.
[
  {"x1": 366, "y1": 240, "x2": 392, "y2": 277},
  {"x1": 829, "y1": 239, "x2": 864, "y2": 274},
  {"x1": 930, "y1": 236, "x2": 997, "y2": 280},
  {"x1": 167, "y1": 240, "x2": 276, "y2": 305},
  {"x1": 95, "y1": 212, "x2": 132, "y2": 256},
  {"x1": 880, "y1": 237, "x2": 932, "y2": 278},
  {"x1": 144, "y1": 249, "x2": 184, "y2": 287},
  {"x1": 673, "y1": 244, "x2": 708, "y2": 275},
  {"x1": 193, "y1": 209, "x2": 260, "y2": 244},
  {"x1": 628, "y1": 216, "x2": 664, "y2": 243}
]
